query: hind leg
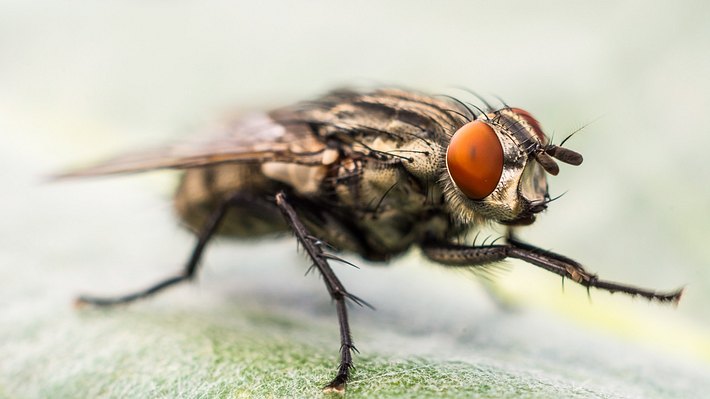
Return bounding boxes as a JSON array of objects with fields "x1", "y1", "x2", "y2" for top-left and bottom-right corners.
[{"x1": 76, "y1": 192, "x2": 273, "y2": 306}]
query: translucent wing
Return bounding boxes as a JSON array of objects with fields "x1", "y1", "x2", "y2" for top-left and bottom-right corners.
[
  {"x1": 58, "y1": 87, "x2": 467, "y2": 178},
  {"x1": 57, "y1": 113, "x2": 329, "y2": 178}
]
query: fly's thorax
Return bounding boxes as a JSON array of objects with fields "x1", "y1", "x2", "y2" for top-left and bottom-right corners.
[
  {"x1": 330, "y1": 155, "x2": 445, "y2": 257},
  {"x1": 334, "y1": 157, "x2": 431, "y2": 214},
  {"x1": 397, "y1": 133, "x2": 447, "y2": 180},
  {"x1": 351, "y1": 133, "x2": 445, "y2": 181},
  {"x1": 331, "y1": 130, "x2": 446, "y2": 211}
]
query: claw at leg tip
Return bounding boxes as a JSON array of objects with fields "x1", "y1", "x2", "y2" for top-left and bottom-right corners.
[
  {"x1": 323, "y1": 374, "x2": 347, "y2": 394},
  {"x1": 323, "y1": 383, "x2": 346, "y2": 394}
]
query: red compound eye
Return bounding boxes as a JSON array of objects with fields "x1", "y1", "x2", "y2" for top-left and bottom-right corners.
[
  {"x1": 511, "y1": 108, "x2": 545, "y2": 141},
  {"x1": 446, "y1": 121, "x2": 503, "y2": 200}
]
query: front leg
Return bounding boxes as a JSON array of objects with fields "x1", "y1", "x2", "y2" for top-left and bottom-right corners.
[
  {"x1": 275, "y1": 192, "x2": 371, "y2": 393},
  {"x1": 422, "y1": 238, "x2": 683, "y2": 304}
]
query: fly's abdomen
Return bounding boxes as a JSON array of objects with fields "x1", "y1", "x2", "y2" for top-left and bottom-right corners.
[{"x1": 174, "y1": 164, "x2": 287, "y2": 237}]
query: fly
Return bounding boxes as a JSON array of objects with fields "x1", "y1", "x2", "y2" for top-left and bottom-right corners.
[{"x1": 61, "y1": 88, "x2": 683, "y2": 393}]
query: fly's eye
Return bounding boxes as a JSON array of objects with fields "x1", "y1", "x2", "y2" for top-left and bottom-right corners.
[{"x1": 446, "y1": 121, "x2": 504, "y2": 200}]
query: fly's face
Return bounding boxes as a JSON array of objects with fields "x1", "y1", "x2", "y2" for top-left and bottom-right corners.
[{"x1": 445, "y1": 108, "x2": 583, "y2": 225}]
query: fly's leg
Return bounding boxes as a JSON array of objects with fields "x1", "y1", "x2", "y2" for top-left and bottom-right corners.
[
  {"x1": 275, "y1": 191, "x2": 371, "y2": 393},
  {"x1": 76, "y1": 193, "x2": 256, "y2": 307},
  {"x1": 422, "y1": 238, "x2": 683, "y2": 304}
]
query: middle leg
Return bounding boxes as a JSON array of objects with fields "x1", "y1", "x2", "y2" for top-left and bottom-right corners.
[{"x1": 274, "y1": 191, "x2": 370, "y2": 393}]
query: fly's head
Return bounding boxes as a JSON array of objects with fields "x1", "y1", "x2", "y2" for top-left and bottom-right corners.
[{"x1": 443, "y1": 108, "x2": 583, "y2": 226}]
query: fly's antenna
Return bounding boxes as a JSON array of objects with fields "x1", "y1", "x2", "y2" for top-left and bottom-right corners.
[
  {"x1": 559, "y1": 124, "x2": 585, "y2": 147},
  {"x1": 557, "y1": 115, "x2": 601, "y2": 147},
  {"x1": 541, "y1": 116, "x2": 599, "y2": 168}
]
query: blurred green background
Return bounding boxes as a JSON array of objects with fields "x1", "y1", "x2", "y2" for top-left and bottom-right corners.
[{"x1": 1, "y1": 1, "x2": 709, "y2": 398}]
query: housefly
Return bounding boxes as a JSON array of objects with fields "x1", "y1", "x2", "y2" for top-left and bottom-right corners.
[{"x1": 62, "y1": 88, "x2": 683, "y2": 393}]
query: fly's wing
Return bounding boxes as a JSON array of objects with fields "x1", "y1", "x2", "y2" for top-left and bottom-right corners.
[
  {"x1": 57, "y1": 113, "x2": 330, "y2": 178},
  {"x1": 58, "y1": 88, "x2": 466, "y2": 178}
]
